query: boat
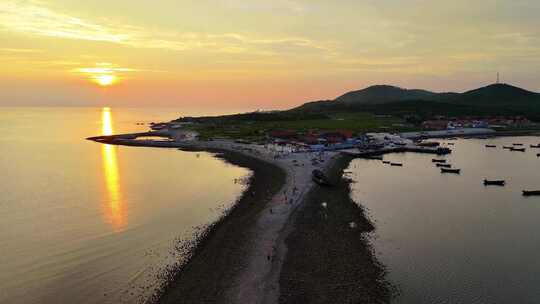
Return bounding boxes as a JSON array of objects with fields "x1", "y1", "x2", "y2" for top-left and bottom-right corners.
[
  {"x1": 435, "y1": 147, "x2": 452, "y2": 155},
  {"x1": 436, "y1": 163, "x2": 452, "y2": 168},
  {"x1": 312, "y1": 170, "x2": 331, "y2": 186},
  {"x1": 510, "y1": 147, "x2": 526, "y2": 152},
  {"x1": 513, "y1": 143, "x2": 524, "y2": 146},
  {"x1": 364, "y1": 155, "x2": 384, "y2": 160},
  {"x1": 483, "y1": 179, "x2": 505, "y2": 186},
  {"x1": 432, "y1": 159, "x2": 446, "y2": 163},
  {"x1": 503, "y1": 146, "x2": 513, "y2": 149},
  {"x1": 530, "y1": 144, "x2": 540, "y2": 148},
  {"x1": 390, "y1": 162, "x2": 403, "y2": 167},
  {"x1": 441, "y1": 168, "x2": 460, "y2": 174},
  {"x1": 537, "y1": 153, "x2": 540, "y2": 157},
  {"x1": 382, "y1": 160, "x2": 391, "y2": 164},
  {"x1": 485, "y1": 145, "x2": 497, "y2": 148},
  {"x1": 447, "y1": 142, "x2": 455, "y2": 146},
  {"x1": 418, "y1": 141, "x2": 440, "y2": 147},
  {"x1": 522, "y1": 190, "x2": 540, "y2": 196}
]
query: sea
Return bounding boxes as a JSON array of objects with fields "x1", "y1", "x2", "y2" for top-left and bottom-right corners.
[
  {"x1": 0, "y1": 107, "x2": 251, "y2": 304},
  {"x1": 347, "y1": 136, "x2": 540, "y2": 303}
]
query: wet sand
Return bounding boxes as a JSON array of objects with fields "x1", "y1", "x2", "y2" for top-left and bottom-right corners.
[
  {"x1": 278, "y1": 156, "x2": 393, "y2": 303},
  {"x1": 154, "y1": 147, "x2": 286, "y2": 304}
]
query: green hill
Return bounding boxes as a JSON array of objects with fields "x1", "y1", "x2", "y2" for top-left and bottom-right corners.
[
  {"x1": 290, "y1": 83, "x2": 540, "y2": 120},
  {"x1": 335, "y1": 85, "x2": 438, "y2": 105}
]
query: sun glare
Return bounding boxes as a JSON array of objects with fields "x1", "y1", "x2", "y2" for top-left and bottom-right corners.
[{"x1": 95, "y1": 74, "x2": 116, "y2": 86}]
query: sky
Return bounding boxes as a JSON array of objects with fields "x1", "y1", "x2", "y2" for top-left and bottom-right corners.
[{"x1": 1, "y1": 0, "x2": 539, "y2": 111}]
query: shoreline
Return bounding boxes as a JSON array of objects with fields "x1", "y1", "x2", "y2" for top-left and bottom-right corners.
[
  {"x1": 278, "y1": 155, "x2": 393, "y2": 303},
  {"x1": 88, "y1": 137, "x2": 393, "y2": 303},
  {"x1": 153, "y1": 146, "x2": 287, "y2": 304}
]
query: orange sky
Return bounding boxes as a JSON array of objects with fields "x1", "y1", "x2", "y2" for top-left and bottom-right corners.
[{"x1": 1, "y1": 1, "x2": 539, "y2": 111}]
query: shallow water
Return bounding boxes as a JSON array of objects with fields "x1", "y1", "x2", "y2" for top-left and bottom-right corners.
[
  {"x1": 0, "y1": 107, "x2": 250, "y2": 304},
  {"x1": 348, "y1": 136, "x2": 540, "y2": 303}
]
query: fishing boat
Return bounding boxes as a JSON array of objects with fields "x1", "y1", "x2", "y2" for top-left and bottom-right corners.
[
  {"x1": 503, "y1": 146, "x2": 513, "y2": 149},
  {"x1": 530, "y1": 144, "x2": 540, "y2": 148},
  {"x1": 510, "y1": 147, "x2": 526, "y2": 152},
  {"x1": 522, "y1": 190, "x2": 540, "y2": 196},
  {"x1": 485, "y1": 145, "x2": 497, "y2": 148},
  {"x1": 382, "y1": 160, "x2": 391, "y2": 164},
  {"x1": 436, "y1": 163, "x2": 452, "y2": 168},
  {"x1": 513, "y1": 143, "x2": 524, "y2": 146},
  {"x1": 441, "y1": 168, "x2": 460, "y2": 174},
  {"x1": 432, "y1": 159, "x2": 446, "y2": 163},
  {"x1": 483, "y1": 179, "x2": 505, "y2": 186},
  {"x1": 390, "y1": 162, "x2": 403, "y2": 167},
  {"x1": 447, "y1": 142, "x2": 455, "y2": 146},
  {"x1": 312, "y1": 170, "x2": 331, "y2": 186}
]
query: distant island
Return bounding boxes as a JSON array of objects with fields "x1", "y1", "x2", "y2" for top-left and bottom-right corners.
[{"x1": 169, "y1": 83, "x2": 540, "y2": 141}]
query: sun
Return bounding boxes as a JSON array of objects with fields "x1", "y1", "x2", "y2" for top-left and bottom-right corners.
[{"x1": 94, "y1": 74, "x2": 117, "y2": 86}]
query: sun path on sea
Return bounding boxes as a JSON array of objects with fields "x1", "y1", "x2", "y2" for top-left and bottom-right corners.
[{"x1": 177, "y1": 137, "x2": 339, "y2": 303}]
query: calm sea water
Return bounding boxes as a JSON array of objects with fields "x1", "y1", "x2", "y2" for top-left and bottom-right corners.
[
  {"x1": 0, "y1": 107, "x2": 250, "y2": 304},
  {"x1": 348, "y1": 136, "x2": 540, "y2": 303}
]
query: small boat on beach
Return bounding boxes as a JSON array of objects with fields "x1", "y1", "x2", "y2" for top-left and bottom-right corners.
[
  {"x1": 382, "y1": 160, "x2": 391, "y2": 164},
  {"x1": 432, "y1": 159, "x2": 446, "y2": 163},
  {"x1": 436, "y1": 163, "x2": 452, "y2": 168},
  {"x1": 522, "y1": 190, "x2": 540, "y2": 196},
  {"x1": 485, "y1": 145, "x2": 497, "y2": 148},
  {"x1": 447, "y1": 143, "x2": 455, "y2": 146},
  {"x1": 312, "y1": 170, "x2": 331, "y2": 186},
  {"x1": 513, "y1": 143, "x2": 524, "y2": 146},
  {"x1": 441, "y1": 168, "x2": 461, "y2": 174},
  {"x1": 530, "y1": 144, "x2": 540, "y2": 148},
  {"x1": 510, "y1": 147, "x2": 526, "y2": 152},
  {"x1": 503, "y1": 146, "x2": 513, "y2": 150},
  {"x1": 390, "y1": 162, "x2": 403, "y2": 167},
  {"x1": 484, "y1": 179, "x2": 505, "y2": 186}
]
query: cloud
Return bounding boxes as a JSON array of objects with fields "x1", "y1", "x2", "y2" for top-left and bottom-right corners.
[
  {"x1": 0, "y1": 48, "x2": 43, "y2": 53},
  {"x1": 0, "y1": 1, "x2": 334, "y2": 56}
]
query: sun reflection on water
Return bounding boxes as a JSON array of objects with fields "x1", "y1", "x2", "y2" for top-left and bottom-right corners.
[{"x1": 101, "y1": 107, "x2": 127, "y2": 231}]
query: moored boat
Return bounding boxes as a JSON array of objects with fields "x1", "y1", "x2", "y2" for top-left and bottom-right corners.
[
  {"x1": 510, "y1": 147, "x2": 526, "y2": 152},
  {"x1": 441, "y1": 168, "x2": 460, "y2": 174},
  {"x1": 436, "y1": 163, "x2": 452, "y2": 168},
  {"x1": 432, "y1": 159, "x2": 446, "y2": 163},
  {"x1": 364, "y1": 155, "x2": 384, "y2": 160},
  {"x1": 390, "y1": 162, "x2": 403, "y2": 167},
  {"x1": 522, "y1": 190, "x2": 540, "y2": 196},
  {"x1": 483, "y1": 179, "x2": 505, "y2": 186},
  {"x1": 418, "y1": 141, "x2": 440, "y2": 147},
  {"x1": 503, "y1": 146, "x2": 513, "y2": 149},
  {"x1": 382, "y1": 160, "x2": 391, "y2": 164},
  {"x1": 530, "y1": 144, "x2": 540, "y2": 148},
  {"x1": 485, "y1": 145, "x2": 497, "y2": 148},
  {"x1": 513, "y1": 143, "x2": 524, "y2": 146}
]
